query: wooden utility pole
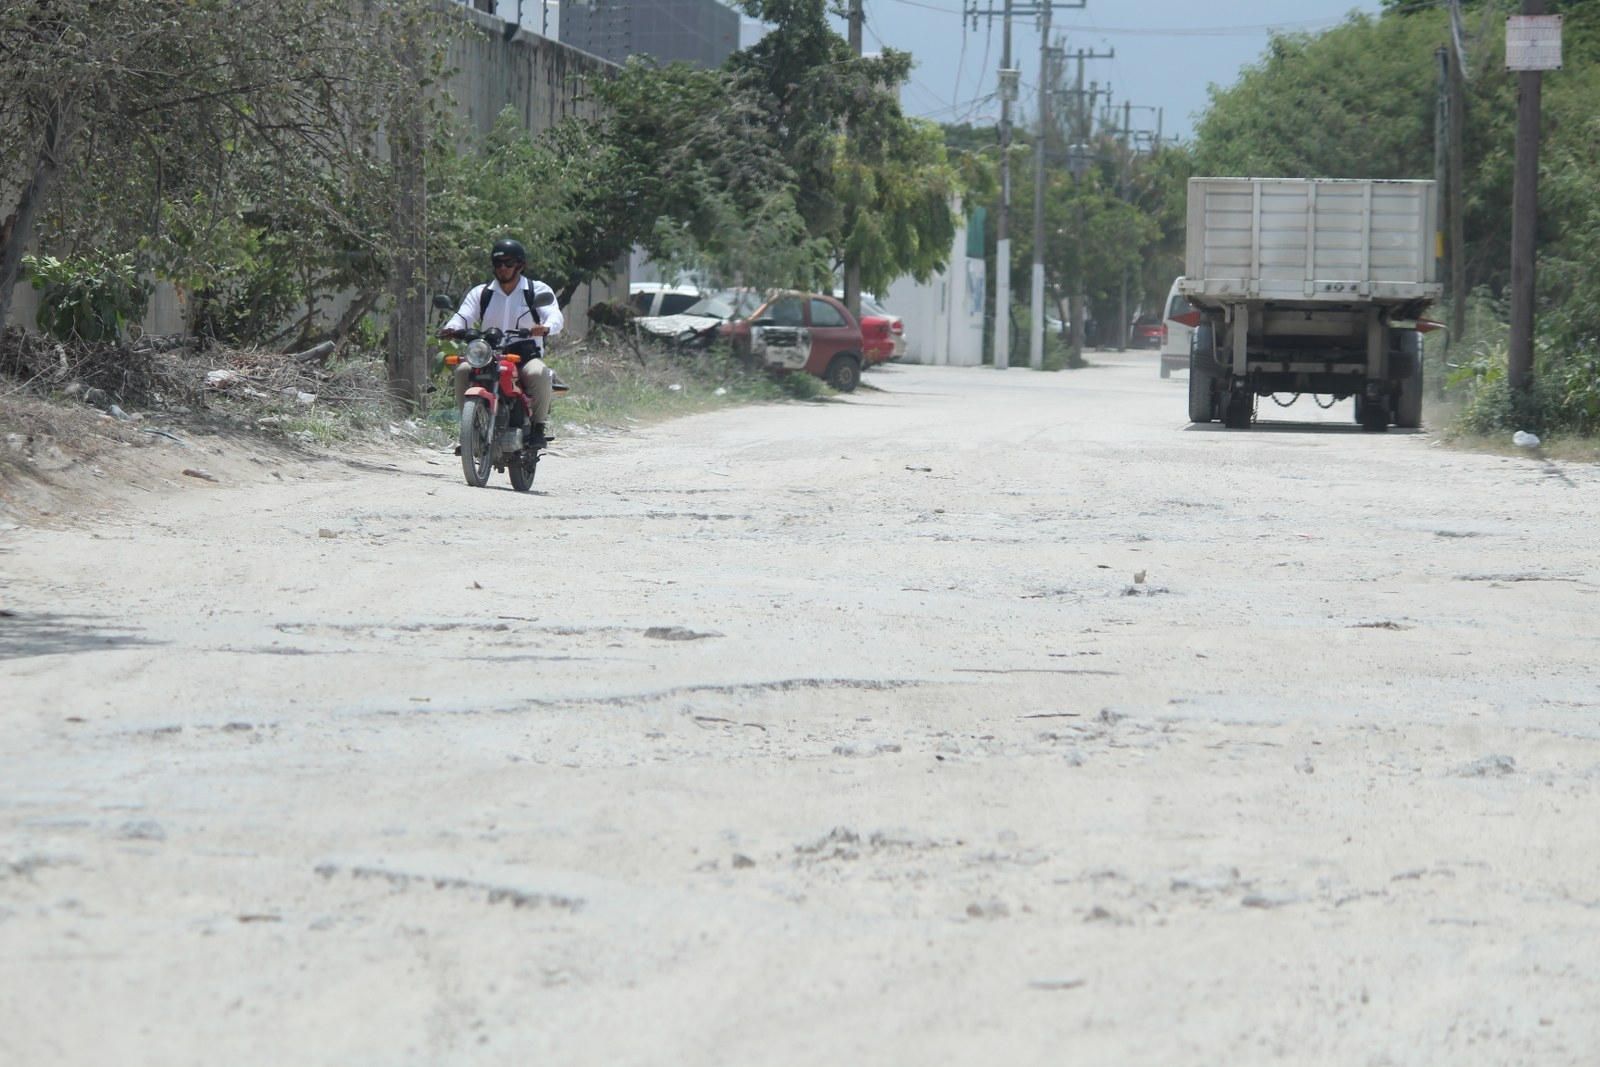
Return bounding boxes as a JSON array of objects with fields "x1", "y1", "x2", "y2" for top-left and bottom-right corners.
[
  {"x1": 1507, "y1": 0, "x2": 1556, "y2": 400},
  {"x1": 387, "y1": 21, "x2": 428, "y2": 410},
  {"x1": 1447, "y1": 28, "x2": 1467, "y2": 340},
  {"x1": 1434, "y1": 47, "x2": 1448, "y2": 290}
]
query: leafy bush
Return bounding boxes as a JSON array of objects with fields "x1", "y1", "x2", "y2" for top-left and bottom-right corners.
[
  {"x1": 23, "y1": 252, "x2": 151, "y2": 343},
  {"x1": 1448, "y1": 338, "x2": 1600, "y2": 439}
]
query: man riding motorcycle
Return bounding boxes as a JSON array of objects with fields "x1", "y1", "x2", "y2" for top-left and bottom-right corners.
[{"x1": 440, "y1": 238, "x2": 564, "y2": 444}]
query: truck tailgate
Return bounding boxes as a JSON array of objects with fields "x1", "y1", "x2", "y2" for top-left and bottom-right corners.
[{"x1": 1182, "y1": 177, "x2": 1440, "y2": 304}]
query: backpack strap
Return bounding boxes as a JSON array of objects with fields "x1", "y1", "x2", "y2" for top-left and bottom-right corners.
[{"x1": 476, "y1": 281, "x2": 546, "y2": 326}]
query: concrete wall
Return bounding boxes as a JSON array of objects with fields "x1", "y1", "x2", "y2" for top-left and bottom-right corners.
[
  {"x1": 885, "y1": 210, "x2": 985, "y2": 367},
  {"x1": 5, "y1": 3, "x2": 624, "y2": 342},
  {"x1": 443, "y1": 6, "x2": 626, "y2": 338},
  {"x1": 446, "y1": 5, "x2": 615, "y2": 136},
  {"x1": 558, "y1": 0, "x2": 740, "y2": 69}
]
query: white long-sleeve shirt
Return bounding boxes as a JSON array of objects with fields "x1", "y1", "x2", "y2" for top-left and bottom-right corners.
[{"x1": 444, "y1": 277, "x2": 564, "y2": 349}]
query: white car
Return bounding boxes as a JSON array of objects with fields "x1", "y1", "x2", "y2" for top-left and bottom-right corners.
[
  {"x1": 628, "y1": 283, "x2": 704, "y2": 318},
  {"x1": 1160, "y1": 276, "x2": 1195, "y2": 378},
  {"x1": 632, "y1": 290, "x2": 765, "y2": 344}
]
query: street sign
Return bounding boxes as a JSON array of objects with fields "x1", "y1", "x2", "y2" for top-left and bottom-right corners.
[{"x1": 1505, "y1": 15, "x2": 1562, "y2": 72}]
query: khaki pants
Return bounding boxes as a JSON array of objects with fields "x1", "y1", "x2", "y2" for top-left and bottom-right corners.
[{"x1": 453, "y1": 357, "x2": 553, "y2": 425}]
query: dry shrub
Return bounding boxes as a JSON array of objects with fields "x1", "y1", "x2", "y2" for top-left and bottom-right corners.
[{"x1": 0, "y1": 325, "x2": 390, "y2": 417}]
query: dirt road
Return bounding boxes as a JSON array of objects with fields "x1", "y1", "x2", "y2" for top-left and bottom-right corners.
[{"x1": 4, "y1": 353, "x2": 1599, "y2": 1065}]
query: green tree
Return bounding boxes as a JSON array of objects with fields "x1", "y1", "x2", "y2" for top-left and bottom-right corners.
[
  {"x1": 578, "y1": 59, "x2": 819, "y2": 292},
  {"x1": 835, "y1": 118, "x2": 962, "y2": 294},
  {"x1": 728, "y1": 0, "x2": 959, "y2": 290},
  {"x1": 0, "y1": 0, "x2": 442, "y2": 341},
  {"x1": 1127, "y1": 143, "x2": 1196, "y2": 309},
  {"x1": 1192, "y1": 12, "x2": 1439, "y2": 180}
]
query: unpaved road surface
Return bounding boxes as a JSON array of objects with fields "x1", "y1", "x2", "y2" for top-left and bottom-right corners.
[{"x1": 4, "y1": 353, "x2": 1599, "y2": 1065}]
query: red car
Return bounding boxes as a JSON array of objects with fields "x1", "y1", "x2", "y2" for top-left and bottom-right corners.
[
  {"x1": 1129, "y1": 315, "x2": 1166, "y2": 349},
  {"x1": 858, "y1": 296, "x2": 906, "y2": 364},
  {"x1": 722, "y1": 292, "x2": 866, "y2": 392}
]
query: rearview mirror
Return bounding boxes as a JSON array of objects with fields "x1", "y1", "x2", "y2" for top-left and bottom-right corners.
[
  {"x1": 531, "y1": 290, "x2": 555, "y2": 309},
  {"x1": 432, "y1": 293, "x2": 455, "y2": 311}
]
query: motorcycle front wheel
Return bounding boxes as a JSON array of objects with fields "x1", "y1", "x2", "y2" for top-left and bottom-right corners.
[
  {"x1": 459, "y1": 399, "x2": 493, "y2": 487},
  {"x1": 509, "y1": 447, "x2": 538, "y2": 492}
]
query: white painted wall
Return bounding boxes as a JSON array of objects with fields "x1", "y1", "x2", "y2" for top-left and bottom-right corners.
[{"x1": 885, "y1": 212, "x2": 984, "y2": 366}]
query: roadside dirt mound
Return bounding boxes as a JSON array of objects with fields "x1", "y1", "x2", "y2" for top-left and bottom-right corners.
[{"x1": 0, "y1": 327, "x2": 411, "y2": 524}]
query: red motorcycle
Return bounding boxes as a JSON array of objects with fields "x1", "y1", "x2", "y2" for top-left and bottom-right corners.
[{"x1": 436, "y1": 290, "x2": 555, "y2": 491}]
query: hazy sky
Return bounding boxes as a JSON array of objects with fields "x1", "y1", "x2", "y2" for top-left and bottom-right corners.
[{"x1": 752, "y1": 0, "x2": 1388, "y2": 144}]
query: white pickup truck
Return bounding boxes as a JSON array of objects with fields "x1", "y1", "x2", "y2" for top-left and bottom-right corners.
[{"x1": 1177, "y1": 177, "x2": 1443, "y2": 431}]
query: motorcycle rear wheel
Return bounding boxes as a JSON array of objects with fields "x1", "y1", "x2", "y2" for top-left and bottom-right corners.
[
  {"x1": 460, "y1": 399, "x2": 492, "y2": 487},
  {"x1": 509, "y1": 448, "x2": 538, "y2": 492}
]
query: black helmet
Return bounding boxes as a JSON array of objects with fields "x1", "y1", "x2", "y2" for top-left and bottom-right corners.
[{"x1": 491, "y1": 238, "x2": 526, "y2": 266}]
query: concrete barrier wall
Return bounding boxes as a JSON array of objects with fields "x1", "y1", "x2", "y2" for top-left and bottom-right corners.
[
  {"x1": 442, "y1": 8, "x2": 625, "y2": 339},
  {"x1": 447, "y1": 6, "x2": 615, "y2": 135},
  {"x1": 6, "y1": 4, "x2": 623, "y2": 342}
]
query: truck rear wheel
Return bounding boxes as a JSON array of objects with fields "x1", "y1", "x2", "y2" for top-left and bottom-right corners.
[
  {"x1": 1360, "y1": 395, "x2": 1390, "y2": 432},
  {"x1": 1392, "y1": 348, "x2": 1422, "y2": 429},
  {"x1": 1187, "y1": 361, "x2": 1215, "y2": 422},
  {"x1": 1187, "y1": 323, "x2": 1219, "y2": 423},
  {"x1": 1223, "y1": 386, "x2": 1253, "y2": 429}
]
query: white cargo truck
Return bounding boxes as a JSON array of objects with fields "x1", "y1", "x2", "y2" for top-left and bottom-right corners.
[{"x1": 1178, "y1": 177, "x2": 1442, "y2": 431}]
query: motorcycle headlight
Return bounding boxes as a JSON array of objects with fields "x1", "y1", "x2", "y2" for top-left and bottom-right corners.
[{"x1": 465, "y1": 339, "x2": 493, "y2": 368}]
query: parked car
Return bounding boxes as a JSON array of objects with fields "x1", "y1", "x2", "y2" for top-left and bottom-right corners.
[
  {"x1": 859, "y1": 295, "x2": 907, "y2": 363},
  {"x1": 1129, "y1": 314, "x2": 1166, "y2": 350},
  {"x1": 833, "y1": 292, "x2": 907, "y2": 364},
  {"x1": 631, "y1": 289, "x2": 764, "y2": 344},
  {"x1": 1159, "y1": 276, "x2": 1194, "y2": 379},
  {"x1": 722, "y1": 291, "x2": 866, "y2": 392},
  {"x1": 628, "y1": 283, "x2": 703, "y2": 318}
]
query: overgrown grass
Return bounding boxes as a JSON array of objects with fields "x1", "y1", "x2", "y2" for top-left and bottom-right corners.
[
  {"x1": 421, "y1": 330, "x2": 834, "y2": 441},
  {"x1": 1435, "y1": 289, "x2": 1600, "y2": 447},
  {"x1": 0, "y1": 319, "x2": 845, "y2": 475}
]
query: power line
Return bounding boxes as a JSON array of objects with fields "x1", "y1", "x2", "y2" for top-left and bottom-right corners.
[
  {"x1": 1052, "y1": 17, "x2": 1354, "y2": 37},
  {"x1": 878, "y1": 0, "x2": 1362, "y2": 37}
]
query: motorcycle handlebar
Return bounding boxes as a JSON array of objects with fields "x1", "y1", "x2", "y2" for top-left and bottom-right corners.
[{"x1": 441, "y1": 327, "x2": 533, "y2": 345}]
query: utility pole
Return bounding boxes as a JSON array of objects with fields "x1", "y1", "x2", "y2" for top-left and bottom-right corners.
[
  {"x1": 843, "y1": 0, "x2": 864, "y2": 325},
  {"x1": 1434, "y1": 45, "x2": 1448, "y2": 290},
  {"x1": 1448, "y1": 26, "x2": 1467, "y2": 340},
  {"x1": 998, "y1": 2, "x2": 1014, "y2": 369},
  {"x1": 967, "y1": 0, "x2": 1086, "y2": 370},
  {"x1": 1028, "y1": 13, "x2": 1053, "y2": 370},
  {"x1": 1060, "y1": 46, "x2": 1111, "y2": 362},
  {"x1": 1118, "y1": 99, "x2": 1130, "y2": 351},
  {"x1": 387, "y1": 14, "x2": 428, "y2": 410},
  {"x1": 1506, "y1": 2, "x2": 1559, "y2": 403},
  {"x1": 1112, "y1": 101, "x2": 1159, "y2": 352}
]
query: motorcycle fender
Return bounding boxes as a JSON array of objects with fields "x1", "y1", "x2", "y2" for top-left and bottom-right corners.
[{"x1": 464, "y1": 385, "x2": 497, "y2": 416}]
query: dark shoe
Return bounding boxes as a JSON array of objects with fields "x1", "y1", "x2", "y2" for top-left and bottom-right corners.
[
  {"x1": 530, "y1": 422, "x2": 552, "y2": 443},
  {"x1": 453, "y1": 444, "x2": 461, "y2": 456},
  {"x1": 551, "y1": 374, "x2": 570, "y2": 394}
]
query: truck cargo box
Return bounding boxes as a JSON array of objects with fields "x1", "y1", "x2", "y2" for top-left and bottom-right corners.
[{"x1": 1181, "y1": 177, "x2": 1440, "y2": 306}]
